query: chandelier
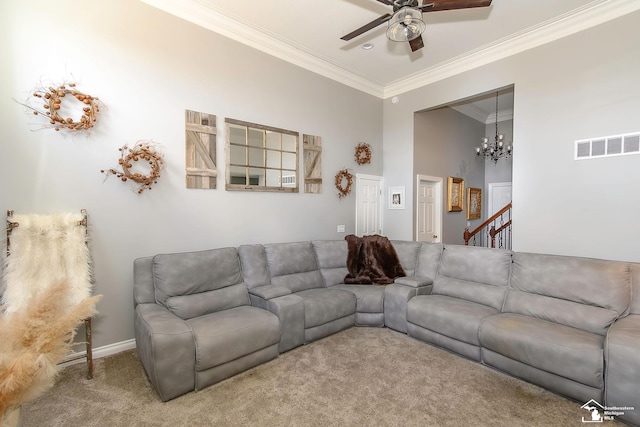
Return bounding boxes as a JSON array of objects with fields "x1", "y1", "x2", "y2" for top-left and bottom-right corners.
[{"x1": 476, "y1": 91, "x2": 512, "y2": 163}]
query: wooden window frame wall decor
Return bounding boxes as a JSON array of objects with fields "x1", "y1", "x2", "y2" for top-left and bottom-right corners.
[
  {"x1": 467, "y1": 187, "x2": 482, "y2": 220},
  {"x1": 225, "y1": 118, "x2": 299, "y2": 193},
  {"x1": 185, "y1": 110, "x2": 217, "y2": 189},
  {"x1": 447, "y1": 176, "x2": 464, "y2": 212}
]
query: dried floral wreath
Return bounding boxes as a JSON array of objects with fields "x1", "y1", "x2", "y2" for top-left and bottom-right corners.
[
  {"x1": 335, "y1": 168, "x2": 354, "y2": 199},
  {"x1": 101, "y1": 141, "x2": 165, "y2": 194},
  {"x1": 22, "y1": 81, "x2": 101, "y2": 132},
  {"x1": 354, "y1": 142, "x2": 372, "y2": 165}
]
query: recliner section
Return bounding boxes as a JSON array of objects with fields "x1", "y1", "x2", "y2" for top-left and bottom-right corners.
[
  {"x1": 407, "y1": 245, "x2": 511, "y2": 361},
  {"x1": 134, "y1": 247, "x2": 280, "y2": 401},
  {"x1": 479, "y1": 252, "x2": 630, "y2": 403},
  {"x1": 604, "y1": 263, "x2": 640, "y2": 426}
]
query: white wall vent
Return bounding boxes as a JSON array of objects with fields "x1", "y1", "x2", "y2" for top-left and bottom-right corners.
[
  {"x1": 575, "y1": 132, "x2": 640, "y2": 160},
  {"x1": 280, "y1": 175, "x2": 296, "y2": 185}
]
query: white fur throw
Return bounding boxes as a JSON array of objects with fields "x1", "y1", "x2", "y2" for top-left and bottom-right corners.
[{"x1": 2, "y1": 213, "x2": 92, "y2": 314}]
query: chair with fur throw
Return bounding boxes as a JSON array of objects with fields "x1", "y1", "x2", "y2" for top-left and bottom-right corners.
[{"x1": 0, "y1": 211, "x2": 101, "y2": 427}]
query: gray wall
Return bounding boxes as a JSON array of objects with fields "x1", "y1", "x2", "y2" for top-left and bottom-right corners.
[
  {"x1": 384, "y1": 10, "x2": 640, "y2": 263},
  {"x1": 414, "y1": 107, "x2": 485, "y2": 244},
  {"x1": 0, "y1": 0, "x2": 383, "y2": 348}
]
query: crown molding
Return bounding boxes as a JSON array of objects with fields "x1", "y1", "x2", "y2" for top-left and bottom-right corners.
[{"x1": 140, "y1": 0, "x2": 640, "y2": 100}]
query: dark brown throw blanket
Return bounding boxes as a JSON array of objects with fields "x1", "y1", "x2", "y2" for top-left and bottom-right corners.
[{"x1": 344, "y1": 234, "x2": 406, "y2": 285}]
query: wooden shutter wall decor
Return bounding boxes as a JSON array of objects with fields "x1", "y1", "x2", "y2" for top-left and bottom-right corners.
[
  {"x1": 303, "y1": 134, "x2": 322, "y2": 194},
  {"x1": 185, "y1": 109, "x2": 217, "y2": 189}
]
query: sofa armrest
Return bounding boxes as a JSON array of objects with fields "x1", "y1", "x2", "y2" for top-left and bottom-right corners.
[
  {"x1": 394, "y1": 276, "x2": 433, "y2": 287},
  {"x1": 134, "y1": 303, "x2": 195, "y2": 401},
  {"x1": 249, "y1": 291, "x2": 305, "y2": 353},
  {"x1": 384, "y1": 282, "x2": 432, "y2": 333},
  {"x1": 604, "y1": 314, "x2": 640, "y2": 426},
  {"x1": 249, "y1": 285, "x2": 292, "y2": 300}
]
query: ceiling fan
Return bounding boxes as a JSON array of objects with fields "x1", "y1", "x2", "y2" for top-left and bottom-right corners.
[{"x1": 341, "y1": 0, "x2": 492, "y2": 52}]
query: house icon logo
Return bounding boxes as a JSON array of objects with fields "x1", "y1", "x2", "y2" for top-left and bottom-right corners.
[{"x1": 581, "y1": 399, "x2": 605, "y2": 423}]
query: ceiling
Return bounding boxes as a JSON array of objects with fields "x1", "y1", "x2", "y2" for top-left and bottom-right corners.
[{"x1": 140, "y1": 0, "x2": 639, "y2": 118}]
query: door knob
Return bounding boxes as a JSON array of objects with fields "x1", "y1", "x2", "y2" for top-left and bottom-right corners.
[{"x1": 433, "y1": 235, "x2": 438, "y2": 238}]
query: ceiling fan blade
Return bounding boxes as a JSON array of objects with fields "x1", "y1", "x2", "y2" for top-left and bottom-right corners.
[
  {"x1": 409, "y1": 35, "x2": 424, "y2": 52},
  {"x1": 375, "y1": 0, "x2": 395, "y2": 5},
  {"x1": 419, "y1": 0, "x2": 492, "y2": 12},
  {"x1": 340, "y1": 13, "x2": 393, "y2": 41}
]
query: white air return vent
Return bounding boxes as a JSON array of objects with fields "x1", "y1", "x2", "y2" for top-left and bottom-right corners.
[
  {"x1": 281, "y1": 175, "x2": 296, "y2": 185},
  {"x1": 575, "y1": 132, "x2": 640, "y2": 160}
]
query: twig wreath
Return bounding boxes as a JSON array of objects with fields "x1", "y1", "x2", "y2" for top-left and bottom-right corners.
[
  {"x1": 101, "y1": 141, "x2": 165, "y2": 194},
  {"x1": 335, "y1": 168, "x2": 354, "y2": 199},
  {"x1": 354, "y1": 142, "x2": 372, "y2": 165},
  {"x1": 21, "y1": 81, "x2": 102, "y2": 132}
]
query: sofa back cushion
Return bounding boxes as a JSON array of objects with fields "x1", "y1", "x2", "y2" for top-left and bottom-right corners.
[
  {"x1": 505, "y1": 252, "x2": 631, "y2": 335},
  {"x1": 265, "y1": 242, "x2": 324, "y2": 292},
  {"x1": 413, "y1": 242, "x2": 443, "y2": 282},
  {"x1": 390, "y1": 241, "x2": 421, "y2": 277},
  {"x1": 432, "y1": 245, "x2": 511, "y2": 310},
  {"x1": 238, "y1": 244, "x2": 271, "y2": 290},
  {"x1": 312, "y1": 240, "x2": 348, "y2": 287},
  {"x1": 152, "y1": 247, "x2": 248, "y2": 319}
]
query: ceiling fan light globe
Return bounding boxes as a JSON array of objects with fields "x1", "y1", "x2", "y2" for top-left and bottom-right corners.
[{"x1": 386, "y1": 7, "x2": 425, "y2": 42}]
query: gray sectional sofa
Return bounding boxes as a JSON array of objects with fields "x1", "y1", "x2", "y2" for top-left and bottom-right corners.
[{"x1": 133, "y1": 240, "x2": 640, "y2": 426}]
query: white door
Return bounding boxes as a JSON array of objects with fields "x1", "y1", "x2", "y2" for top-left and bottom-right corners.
[
  {"x1": 487, "y1": 182, "x2": 512, "y2": 217},
  {"x1": 416, "y1": 175, "x2": 442, "y2": 243},
  {"x1": 356, "y1": 174, "x2": 383, "y2": 236}
]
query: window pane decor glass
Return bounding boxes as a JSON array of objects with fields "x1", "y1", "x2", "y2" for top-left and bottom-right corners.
[{"x1": 226, "y1": 118, "x2": 299, "y2": 192}]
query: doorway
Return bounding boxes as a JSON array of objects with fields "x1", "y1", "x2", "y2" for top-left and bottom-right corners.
[
  {"x1": 415, "y1": 175, "x2": 442, "y2": 243},
  {"x1": 355, "y1": 174, "x2": 383, "y2": 236}
]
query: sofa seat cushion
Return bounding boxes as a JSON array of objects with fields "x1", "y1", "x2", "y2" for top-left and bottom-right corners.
[
  {"x1": 479, "y1": 313, "x2": 604, "y2": 388},
  {"x1": 334, "y1": 284, "x2": 385, "y2": 314},
  {"x1": 187, "y1": 306, "x2": 280, "y2": 372},
  {"x1": 407, "y1": 295, "x2": 498, "y2": 346},
  {"x1": 295, "y1": 288, "x2": 356, "y2": 328}
]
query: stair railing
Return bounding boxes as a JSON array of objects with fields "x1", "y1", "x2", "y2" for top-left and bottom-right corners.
[{"x1": 463, "y1": 202, "x2": 512, "y2": 249}]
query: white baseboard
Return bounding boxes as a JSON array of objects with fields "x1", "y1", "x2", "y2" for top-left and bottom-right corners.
[{"x1": 60, "y1": 339, "x2": 137, "y2": 368}]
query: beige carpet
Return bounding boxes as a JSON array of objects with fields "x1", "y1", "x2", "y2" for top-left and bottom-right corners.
[{"x1": 22, "y1": 327, "x2": 619, "y2": 427}]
